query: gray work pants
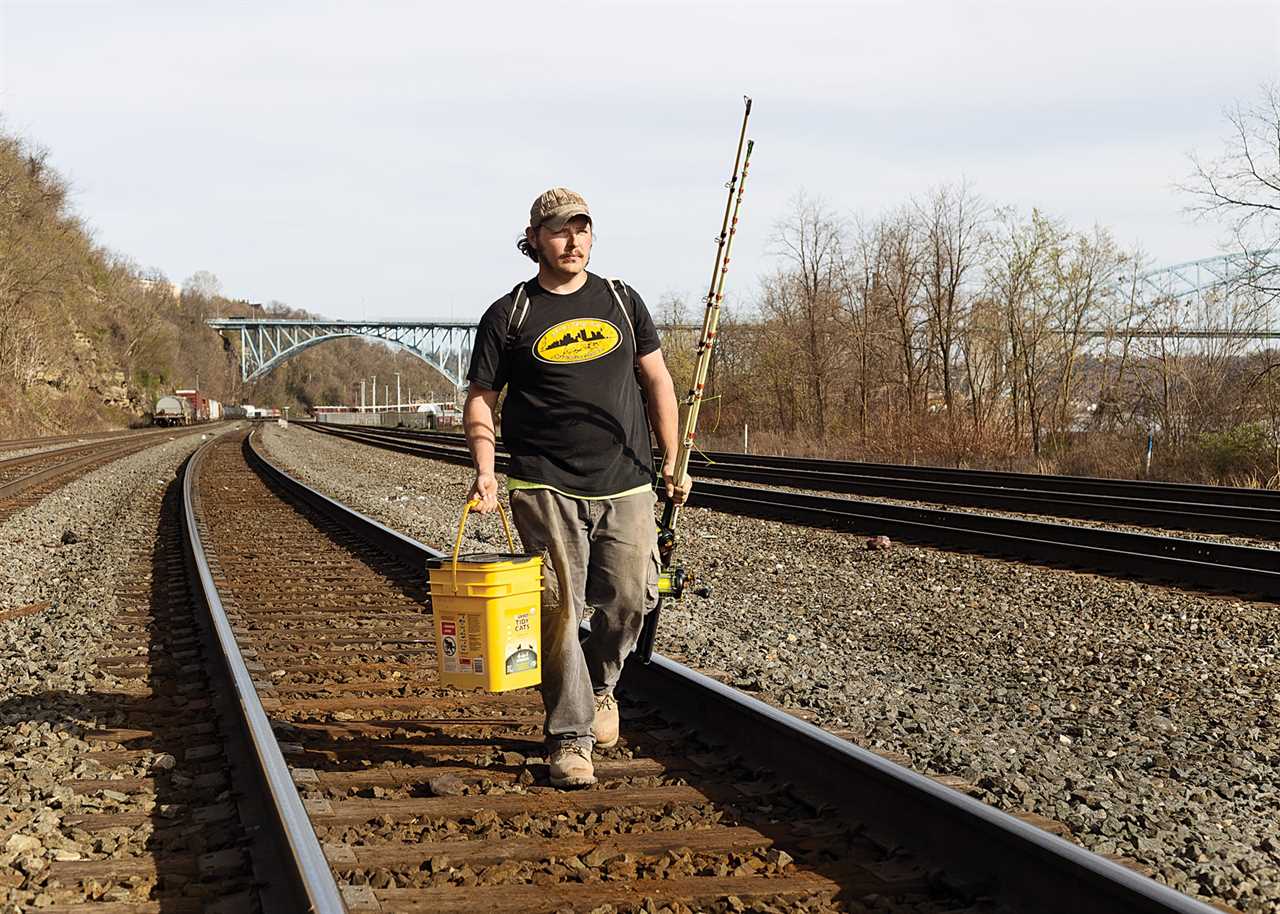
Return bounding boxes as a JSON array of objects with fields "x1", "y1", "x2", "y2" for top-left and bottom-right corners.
[{"x1": 509, "y1": 487, "x2": 659, "y2": 752}]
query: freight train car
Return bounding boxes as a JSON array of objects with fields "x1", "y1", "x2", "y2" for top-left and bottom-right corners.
[
  {"x1": 175, "y1": 389, "x2": 211, "y2": 423},
  {"x1": 155, "y1": 389, "x2": 241, "y2": 426},
  {"x1": 153, "y1": 395, "x2": 193, "y2": 426}
]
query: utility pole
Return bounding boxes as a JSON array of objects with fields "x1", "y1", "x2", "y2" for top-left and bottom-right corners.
[
  {"x1": 360, "y1": 380, "x2": 366, "y2": 412},
  {"x1": 395, "y1": 372, "x2": 401, "y2": 411},
  {"x1": 372, "y1": 375, "x2": 377, "y2": 411}
]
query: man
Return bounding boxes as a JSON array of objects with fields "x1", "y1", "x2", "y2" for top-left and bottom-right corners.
[{"x1": 464, "y1": 187, "x2": 689, "y2": 788}]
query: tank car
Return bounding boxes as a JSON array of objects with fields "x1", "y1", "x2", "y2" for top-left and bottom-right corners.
[{"x1": 154, "y1": 396, "x2": 193, "y2": 427}]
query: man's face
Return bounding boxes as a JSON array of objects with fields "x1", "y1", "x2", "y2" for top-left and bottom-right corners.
[{"x1": 529, "y1": 215, "x2": 592, "y2": 274}]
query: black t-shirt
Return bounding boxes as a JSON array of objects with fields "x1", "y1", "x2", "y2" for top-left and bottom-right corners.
[{"x1": 467, "y1": 272, "x2": 662, "y2": 498}]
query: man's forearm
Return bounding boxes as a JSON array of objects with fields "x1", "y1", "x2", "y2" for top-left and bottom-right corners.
[
  {"x1": 470, "y1": 434, "x2": 496, "y2": 475},
  {"x1": 464, "y1": 394, "x2": 497, "y2": 475}
]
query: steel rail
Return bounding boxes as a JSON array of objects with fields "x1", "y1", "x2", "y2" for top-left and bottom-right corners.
[
  {"x1": 0, "y1": 427, "x2": 212, "y2": 501},
  {"x1": 0, "y1": 428, "x2": 142, "y2": 451},
  {"x1": 352, "y1": 425, "x2": 1280, "y2": 509},
  {"x1": 181, "y1": 437, "x2": 349, "y2": 914},
  {"x1": 689, "y1": 481, "x2": 1280, "y2": 596},
  {"x1": 314, "y1": 424, "x2": 1280, "y2": 537},
  {"x1": 689, "y1": 449, "x2": 1280, "y2": 509},
  {"x1": 679, "y1": 460, "x2": 1280, "y2": 539},
  {"x1": 627, "y1": 656, "x2": 1222, "y2": 914},
  {"x1": 259, "y1": 426, "x2": 1221, "y2": 913},
  {"x1": 299, "y1": 421, "x2": 1280, "y2": 598}
]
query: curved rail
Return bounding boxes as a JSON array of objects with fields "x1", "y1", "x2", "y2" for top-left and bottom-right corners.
[
  {"x1": 246, "y1": 427, "x2": 1222, "y2": 913},
  {"x1": 181, "y1": 437, "x2": 348, "y2": 914},
  {"x1": 309, "y1": 423, "x2": 1280, "y2": 535},
  {"x1": 0, "y1": 426, "x2": 217, "y2": 527}
]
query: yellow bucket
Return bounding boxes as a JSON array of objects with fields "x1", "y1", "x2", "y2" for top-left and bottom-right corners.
[{"x1": 426, "y1": 500, "x2": 542, "y2": 692}]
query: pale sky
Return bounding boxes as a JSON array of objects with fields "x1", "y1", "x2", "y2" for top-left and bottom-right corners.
[{"x1": 1, "y1": 0, "x2": 1277, "y2": 323}]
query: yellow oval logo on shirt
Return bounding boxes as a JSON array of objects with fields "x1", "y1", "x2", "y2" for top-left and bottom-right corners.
[{"x1": 534, "y1": 318, "x2": 621, "y2": 364}]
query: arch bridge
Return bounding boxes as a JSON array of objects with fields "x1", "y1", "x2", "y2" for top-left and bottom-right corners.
[
  {"x1": 1098, "y1": 249, "x2": 1280, "y2": 339},
  {"x1": 207, "y1": 319, "x2": 476, "y2": 388}
]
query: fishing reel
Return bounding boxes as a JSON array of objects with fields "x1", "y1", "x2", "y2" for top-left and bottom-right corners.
[
  {"x1": 657, "y1": 523, "x2": 677, "y2": 565},
  {"x1": 658, "y1": 566, "x2": 690, "y2": 599},
  {"x1": 655, "y1": 522, "x2": 704, "y2": 600},
  {"x1": 656, "y1": 523, "x2": 687, "y2": 599}
]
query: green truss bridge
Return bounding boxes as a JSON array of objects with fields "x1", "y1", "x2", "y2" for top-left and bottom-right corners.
[{"x1": 207, "y1": 319, "x2": 477, "y2": 388}]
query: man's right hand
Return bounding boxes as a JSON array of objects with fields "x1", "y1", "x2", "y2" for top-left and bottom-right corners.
[{"x1": 468, "y1": 472, "x2": 499, "y2": 513}]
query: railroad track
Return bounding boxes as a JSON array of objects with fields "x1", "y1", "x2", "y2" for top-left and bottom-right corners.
[
  {"x1": 0, "y1": 427, "x2": 213, "y2": 524},
  {"x1": 173, "y1": 427, "x2": 1228, "y2": 913},
  {"x1": 40, "y1": 470, "x2": 261, "y2": 913},
  {"x1": 304, "y1": 425, "x2": 1280, "y2": 539},
  {"x1": 299, "y1": 422, "x2": 1280, "y2": 601},
  {"x1": 0, "y1": 428, "x2": 152, "y2": 454}
]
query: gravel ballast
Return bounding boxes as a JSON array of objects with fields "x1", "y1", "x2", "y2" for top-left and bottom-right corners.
[
  {"x1": 261, "y1": 424, "x2": 1280, "y2": 913},
  {"x1": 0, "y1": 427, "x2": 238, "y2": 910},
  {"x1": 0, "y1": 429, "x2": 163, "y2": 464}
]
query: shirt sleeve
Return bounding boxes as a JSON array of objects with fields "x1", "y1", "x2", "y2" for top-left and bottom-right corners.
[
  {"x1": 466, "y1": 296, "x2": 512, "y2": 391},
  {"x1": 626, "y1": 285, "x2": 662, "y2": 358}
]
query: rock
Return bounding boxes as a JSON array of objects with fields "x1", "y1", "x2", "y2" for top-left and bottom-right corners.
[
  {"x1": 766, "y1": 848, "x2": 793, "y2": 869},
  {"x1": 428, "y1": 774, "x2": 467, "y2": 797},
  {"x1": 5, "y1": 834, "x2": 41, "y2": 855}
]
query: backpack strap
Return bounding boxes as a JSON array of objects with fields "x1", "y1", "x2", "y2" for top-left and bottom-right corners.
[
  {"x1": 606, "y1": 277, "x2": 638, "y2": 352},
  {"x1": 606, "y1": 278, "x2": 650, "y2": 411},
  {"x1": 504, "y1": 281, "x2": 530, "y2": 350}
]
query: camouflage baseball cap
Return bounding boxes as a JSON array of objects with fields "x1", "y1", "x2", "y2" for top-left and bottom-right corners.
[{"x1": 530, "y1": 187, "x2": 591, "y2": 231}]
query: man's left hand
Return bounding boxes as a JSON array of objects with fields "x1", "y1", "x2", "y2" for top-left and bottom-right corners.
[{"x1": 663, "y1": 464, "x2": 693, "y2": 505}]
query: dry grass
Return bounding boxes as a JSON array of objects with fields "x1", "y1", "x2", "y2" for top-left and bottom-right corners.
[{"x1": 701, "y1": 422, "x2": 1279, "y2": 488}]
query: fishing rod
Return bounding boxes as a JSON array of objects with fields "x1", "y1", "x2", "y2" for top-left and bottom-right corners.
[{"x1": 636, "y1": 96, "x2": 754, "y2": 664}]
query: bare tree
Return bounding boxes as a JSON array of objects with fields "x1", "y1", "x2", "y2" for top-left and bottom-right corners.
[
  {"x1": 1044, "y1": 225, "x2": 1123, "y2": 446},
  {"x1": 916, "y1": 182, "x2": 987, "y2": 423},
  {"x1": 956, "y1": 293, "x2": 1008, "y2": 441},
  {"x1": 183, "y1": 270, "x2": 222, "y2": 300},
  {"x1": 768, "y1": 194, "x2": 847, "y2": 437},
  {"x1": 1091, "y1": 252, "x2": 1146, "y2": 433},
  {"x1": 843, "y1": 217, "x2": 897, "y2": 442},
  {"x1": 875, "y1": 209, "x2": 930, "y2": 422},
  {"x1": 987, "y1": 209, "x2": 1058, "y2": 454},
  {"x1": 1186, "y1": 83, "x2": 1280, "y2": 299}
]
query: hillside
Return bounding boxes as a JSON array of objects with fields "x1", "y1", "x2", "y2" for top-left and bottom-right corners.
[{"x1": 0, "y1": 126, "x2": 452, "y2": 437}]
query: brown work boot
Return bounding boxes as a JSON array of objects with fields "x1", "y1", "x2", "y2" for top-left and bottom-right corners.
[
  {"x1": 548, "y1": 745, "x2": 596, "y2": 788},
  {"x1": 593, "y1": 691, "x2": 619, "y2": 749}
]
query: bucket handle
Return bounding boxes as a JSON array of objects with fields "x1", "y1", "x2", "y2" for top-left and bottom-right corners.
[{"x1": 452, "y1": 499, "x2": 516, "y2": 593}]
